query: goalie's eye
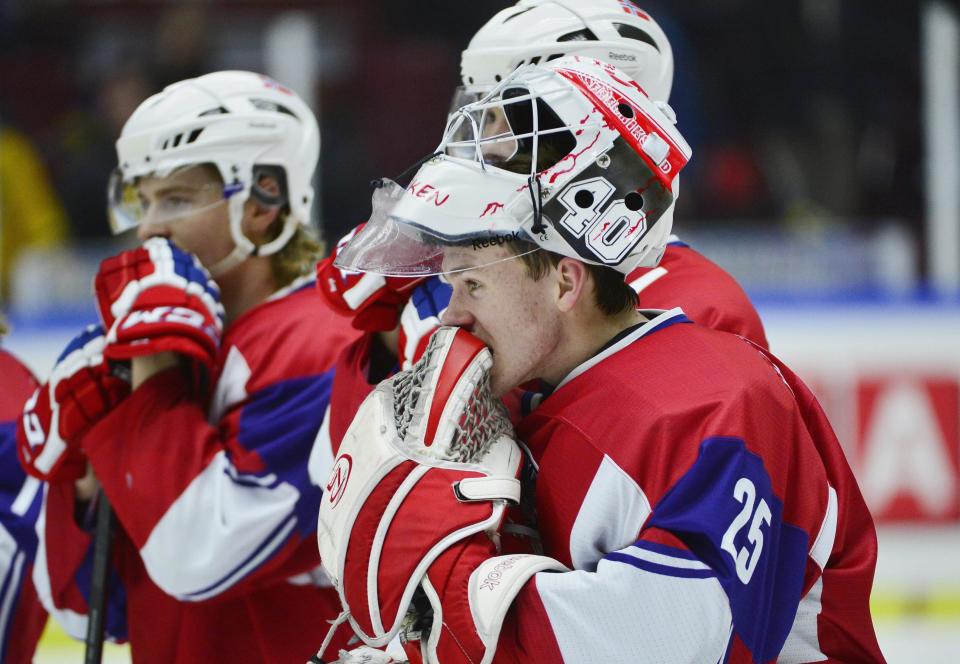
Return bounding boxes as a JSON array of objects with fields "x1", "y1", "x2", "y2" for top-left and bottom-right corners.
[{"x1": 464, "y1": 278, "x2": 482, "y2": 294}]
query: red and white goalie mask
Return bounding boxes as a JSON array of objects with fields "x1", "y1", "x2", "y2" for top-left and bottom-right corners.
[{"x1": 336, "y1": 56, "x2": 691, "y2": 278}]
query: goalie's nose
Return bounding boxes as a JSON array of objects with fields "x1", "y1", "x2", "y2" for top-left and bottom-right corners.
[{"x1": 440, "y1": 291, "x2": 475, "y2": 330}]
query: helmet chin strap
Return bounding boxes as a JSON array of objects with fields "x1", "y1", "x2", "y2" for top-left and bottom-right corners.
[
  {"x1": 206, "y1": 190, "x2": 300, "y2": 278},
  {"x1": 208, "y1": 194, "x2": 256, "y2": 278}
]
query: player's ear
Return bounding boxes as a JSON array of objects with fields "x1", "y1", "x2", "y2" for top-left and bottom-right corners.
[
  {"x1": 243, "y1": 173, "x2": 282, "y2": 239},
  {"x1": 554, "y1": 257, "x2": 588, "y2": 313}
]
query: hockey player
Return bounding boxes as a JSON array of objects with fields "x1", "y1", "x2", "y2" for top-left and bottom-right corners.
[
  {"x1": 18, "y1": 71, "x2": 361, "y2": 662},
  {"x1": 455, "y1": 0, "x2": 767, "y2": 346},
  {"x1": 323, "y1": 57, "x2": 885, "y2": 663},
  {"x1": 317, "y1": 0, "x2": 767, "y2": 449},
  {"x1": 0, "y1": 328, "x2": 47, "y2": 663},
  {"x1": 389, "y1": 0, "x2": 766, "y2": 364}
]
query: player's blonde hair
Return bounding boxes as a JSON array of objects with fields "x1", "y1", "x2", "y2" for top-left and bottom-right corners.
[{"x1": 265, "y1": 214, "x2": 326, "y2": 288}]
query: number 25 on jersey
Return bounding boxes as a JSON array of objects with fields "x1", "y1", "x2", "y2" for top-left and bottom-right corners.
[{"x1": 721, "y1": 477, "x2": 772, "y2": 584}]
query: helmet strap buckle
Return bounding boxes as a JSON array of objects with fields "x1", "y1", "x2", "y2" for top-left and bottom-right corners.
[{"x1": 528, "y1": 174, "x2": 546, "y2": 235}]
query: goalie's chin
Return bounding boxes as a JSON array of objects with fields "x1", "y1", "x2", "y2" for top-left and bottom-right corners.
[{"x1": 489, "y1": 364, "x2": 516, "y2": 400}]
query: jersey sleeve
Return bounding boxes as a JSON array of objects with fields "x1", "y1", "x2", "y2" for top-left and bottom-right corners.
[
  {"x1": 494, "y1": 435, "x2": 823, "y2": 663},
  {"x1": 0, "y1": 350, "x2": 49, "y2": 661},
  {"x1": 32, "y1": 482, "x2": 128, "y2": 645},
  {"x1": 80, "y1": 359, "x2": 333, "y2": 602}
]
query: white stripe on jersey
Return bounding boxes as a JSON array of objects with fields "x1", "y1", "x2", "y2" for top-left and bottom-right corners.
[
  {"x1": 141, "y1": 450, "x2": 299, "y2": 599},
  {"x1": 0, "y1": 550, "x2": 24, "y2": 646},
  {"x1": 557, "y1": 308, "x2": 686, "y2": 390},
  {"x1": 779, "y1": 576, "x2": 827, "y2": 663},
  {"x1": 628, "y1": 266, "x2": 668, "y2": 294},
  {"x1": 778, "y1": 485, "x2": 837, "y2": 662},
  {"x1": 569, "y1": 455, "x2": 651, "y2": 571},
  {"x1": 209, "y1": 345, "x2": 251, "y2": 424},
  {"x1": 810, "y1": 485, "x2": 838, "y2": 570},
  {"x1": 32, "y1": 486, "x2": 92, "y2": 640},
  {"x1": 308, "y1": 403, "x2": 336, "y2": 488},
  {"x1": 11, "y1": 476, "x2": 40, "y2": 516},
  {"x1": 535, "y1": 553, "x2": 731, "y2": 664},
  {"x1": 617, "y1": 545, "x2": 712, "y2": 571}
]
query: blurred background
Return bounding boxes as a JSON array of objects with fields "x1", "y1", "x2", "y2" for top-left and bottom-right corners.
[{"x1": 1, "y1": 0, "x2": 958, "y2": 661}]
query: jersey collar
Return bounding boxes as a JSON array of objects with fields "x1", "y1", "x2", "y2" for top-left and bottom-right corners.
[
  {"x1": 265, "y1": 273, "x2": 316, "y2": 302},
  {"x1": 554, "y1": 307, "x2": 690, "y2": 391}
]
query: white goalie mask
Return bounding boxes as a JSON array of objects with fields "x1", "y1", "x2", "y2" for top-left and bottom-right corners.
[
  {"x1": 336, "y1": 57, "x2": 691, "y2": 278},
  {"x1": 455, "y1": 0, "x2": 674, "y2": 109},
  {"x1": 107, "y1": 70, "x2": 320, "y2": 276}
]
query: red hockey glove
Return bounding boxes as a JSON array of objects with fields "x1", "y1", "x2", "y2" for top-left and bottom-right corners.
[
  {"x1": 317, "y1": 327, "x2": 564, "y2": 664},
  {"x1": 17, "y1": 325, "x2": 129, "y2": 482},
  {"x1": 317, "y1": 224, "x2": 426, "y2": 332},
  {"x1": 94, "y1": 237, "x2": 224, "y2": 371},
  {"x1": 395, "y1": 275, "x2": 456, "y2": 371}
]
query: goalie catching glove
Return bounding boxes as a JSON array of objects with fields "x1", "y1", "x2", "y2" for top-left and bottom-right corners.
[
  {"x1": 316, "y1": 327, "x2": 565, "y2": 664},
  {"x1": 94, "y1": 237, "x2": 224, "y2": 371},
  {"x1": 17, "y1": 324, "x2": 130, "y2": 482}
]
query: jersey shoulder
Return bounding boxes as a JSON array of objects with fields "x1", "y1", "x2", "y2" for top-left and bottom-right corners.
[
  {"x1": 538, "y1": 323, "x2": 800, "y2": 474},
  {"x1": 221, "y1": 279, "x2": 363, "y2": 390},
  {"x1": 629, "y1": 242, "x2": 769, "y2": 348},
  {"x1": 0, "y1": 348, "x2": 38, "y2": 420}
]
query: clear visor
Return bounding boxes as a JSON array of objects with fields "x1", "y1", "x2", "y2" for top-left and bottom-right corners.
[
  {"x1": 334, "y1": 177, "x2": 538, "y2": 278},
  {"x1": 446, "y1": 86, "x2": 488, "y2": 159},
  {"x1": 107, "y1": 164, "x2": 235, "y2": 234},
  {"x1": 447, "y1": 86, "x2": 488, "y2": 117}
]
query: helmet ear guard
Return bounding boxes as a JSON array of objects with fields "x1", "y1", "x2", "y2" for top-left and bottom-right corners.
[{"x1": 249, "y1": 164, "x2": 289, "y2": 210}]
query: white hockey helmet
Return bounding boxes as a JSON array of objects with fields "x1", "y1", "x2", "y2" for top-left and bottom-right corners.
[
  {"x1": 458, "y1": 0, "x2": 673, "y2": 106},
  {"x1": 108, "y1": 70, "x2": 320, "y2": 276},
  {"x1": 336, "y1": 56, "x2": 690, "y2": 278}
]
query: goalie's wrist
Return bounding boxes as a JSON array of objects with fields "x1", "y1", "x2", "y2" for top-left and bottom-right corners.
[{"x1": 131, "y1": 352, "x2": 181, "y2": 389}]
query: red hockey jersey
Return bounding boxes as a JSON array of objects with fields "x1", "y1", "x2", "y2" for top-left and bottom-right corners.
[
  {"x1": 328, "y1": 237, "x2": 767, "y2": 449},
  {"x1": 494, "y1": 309, "x2": 883, "y2": 663},
  {"x1": 34, "y1": 278, "x2": 363, "y2": 663},
  {"x1": 627, "y1": 236, "x2": 768, "y2": 348},
  {"x1": 0, "y1": 349, "x2": 47, "y2": 663}
]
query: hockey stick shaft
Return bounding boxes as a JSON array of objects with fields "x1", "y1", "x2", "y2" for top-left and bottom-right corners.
[{"x1": 84, "y1": 491, "x2": 115, "y2": 664}]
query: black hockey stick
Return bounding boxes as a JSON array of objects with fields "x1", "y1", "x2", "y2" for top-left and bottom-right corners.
[{"x1": 84, "y1": 491, "x2": 115, "y2": 664}]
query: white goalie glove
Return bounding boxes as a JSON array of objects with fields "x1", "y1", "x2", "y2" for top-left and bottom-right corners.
[
  {"x1": 309, "y1": 645, "x2": 403, "y2": 664},
  {"x1": 314, "y1": 327, "x2": 565, "y2": 664}
]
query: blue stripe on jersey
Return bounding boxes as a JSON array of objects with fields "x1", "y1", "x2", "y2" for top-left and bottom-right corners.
[
  {"x1": 646, "y1": 313, "x2": 692, "y2": 336},
  {"x1": 605, "y1": 551, "x2": 717, "y2": 579},
  {"x1": 667, "y1": 239, "x2": 690, "y2": 248},
  {"x1": 632, "y1": 539, "x2": 702, "y2": 561},
  {"x1": 410, "y1": 277, "x2": 452, "y2": 320},
  {"x1": 520, "y1": 391, "x2": 540, "y2": 417},
  {"x1": 646, "y1": 437, "x2": 808, "y2": 664},
  {"x1": 223, "y1": 465, "x2": 281, "y2": 490},
  {"x1": 236, "y1": 370, "x2": 335, "y2": 538},
  {"x1": 182, "y1": 513, "x2": 297, "y2": 600},
  {"x1": 0, "y1": 422, "x2": 41, "y2": 559}
]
